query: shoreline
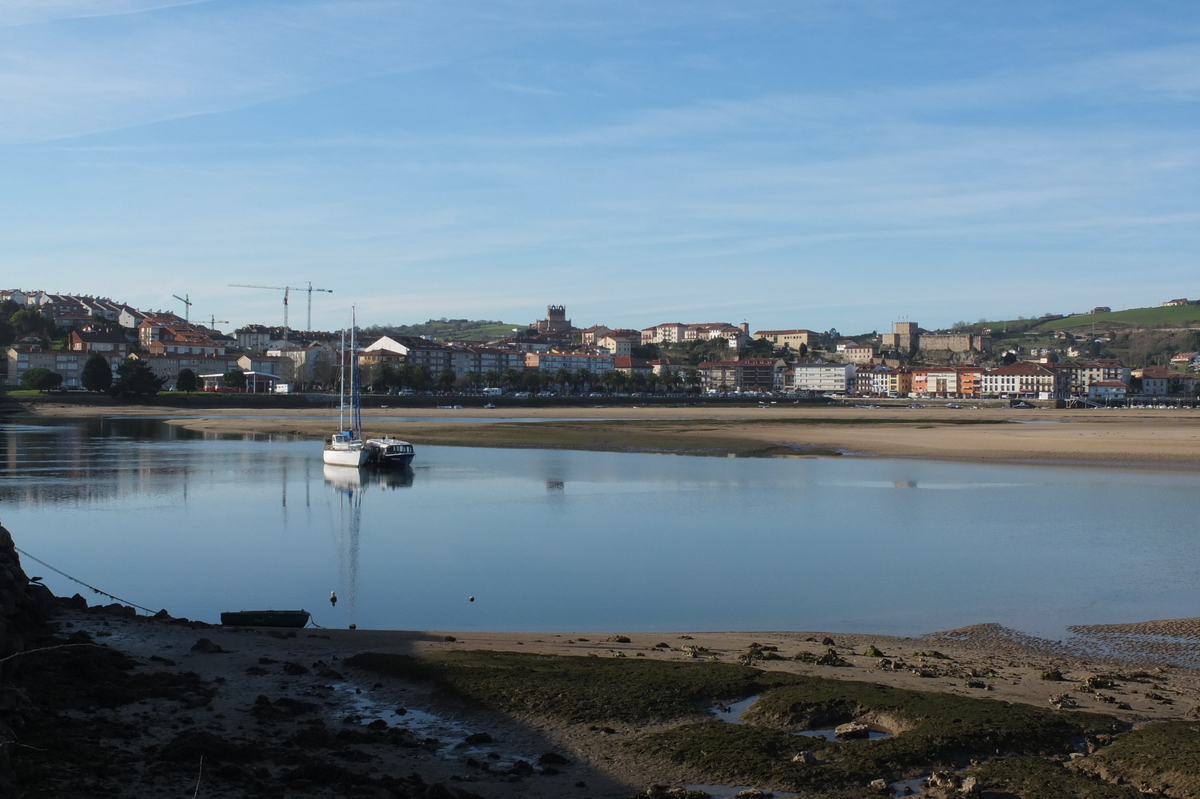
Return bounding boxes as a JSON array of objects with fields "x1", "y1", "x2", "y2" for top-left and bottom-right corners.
[
  {"x1": 15, "y1": 599, "x2": 1200, "y2": 798},
  {"x1": 15, "y1": 401, "x2": 1200, "y2": 466}
]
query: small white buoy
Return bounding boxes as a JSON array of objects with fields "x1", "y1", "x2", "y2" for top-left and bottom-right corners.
[
  {"x1": 469, "y1": 596, "x2": 475, "y2": 602},
  {"x1": 330, "y1": 591, "x2": 338, "y2": 607}
]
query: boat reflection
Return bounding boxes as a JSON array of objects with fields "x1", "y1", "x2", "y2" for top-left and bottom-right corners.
[{"x1": 321, "y1": 464, "x2": 415, "y2": 491}]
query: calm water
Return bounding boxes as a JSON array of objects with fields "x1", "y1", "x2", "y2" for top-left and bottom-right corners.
[{"x1": 2, "y1": 417, "x2": 1199, "y2": 640}]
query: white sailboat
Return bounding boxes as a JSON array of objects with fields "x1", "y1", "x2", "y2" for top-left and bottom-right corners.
[{"x1": 323, "y1": 311, "x2": 368, "y2": 467}]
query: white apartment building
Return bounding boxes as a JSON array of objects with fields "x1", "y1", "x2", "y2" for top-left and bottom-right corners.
[
  {"x1": 524, "y1": 352, "x2": 615, "y2": 374},
  {"x1": 640, "y1": 323, "x2": 686, "y2": 345},
  {"x1": 792, "y1": 363, "x2": 855, "y2": 393}
]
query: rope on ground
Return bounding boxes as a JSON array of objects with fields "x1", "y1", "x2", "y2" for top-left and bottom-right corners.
[{"x1": 13, "y1": 546, "x2": 158, "y2": 615}]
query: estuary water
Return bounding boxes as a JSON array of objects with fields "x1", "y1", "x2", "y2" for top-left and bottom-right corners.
[{"x1": 2, "y1": 417, "x2": 1199, "y2": 640}]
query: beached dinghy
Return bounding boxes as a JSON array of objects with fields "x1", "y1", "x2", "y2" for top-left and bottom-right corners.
[{"x1": 219, "y1": 609, "x2": 311, "y2": 628}]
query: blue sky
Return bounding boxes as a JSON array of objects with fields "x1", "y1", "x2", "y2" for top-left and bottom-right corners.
[{"x1": 1, "y1": 1, "x2": 1197, "y2": 334}]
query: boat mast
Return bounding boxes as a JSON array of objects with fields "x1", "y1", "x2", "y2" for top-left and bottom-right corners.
[
  {"x1": 338, "y1": 326, "x2": 346, "y2": 432},
  {"x1": 350, "y1": 306, "x2": 362, "y2": 440}
]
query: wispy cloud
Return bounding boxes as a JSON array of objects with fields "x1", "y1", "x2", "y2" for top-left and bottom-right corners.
[{"x1": 0, "y1": 0, "x2": 210, "y2": 29}]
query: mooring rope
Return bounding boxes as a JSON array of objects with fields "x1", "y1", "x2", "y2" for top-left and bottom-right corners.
[{"x1": 13, "y1": 546, "x2": 158, "y2": 615}]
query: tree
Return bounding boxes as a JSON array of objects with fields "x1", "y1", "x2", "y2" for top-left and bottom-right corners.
[
  {"x1": 81, "y1": 354, "x2": 113, "y2": 392},
  {"x1": 10, "y1": 308, "x2": 52, "y2": 336},
  {"x1": 437, "y1": 367, "x2": 457, "y2": 392},
  {"x1": 411, "y1": 364, "x2": 433, "y2": 392},
  {"x1": 176, "y1": 368, "x2": 198, "y2": 393},
  {"x1": 503, "y1": 368, "x2": 524, "y2": 391},
  {"x1": 222, "y1": 369, "x2": 247, "y2": 390},
  {"x1": 110, "y1": 358, "x2": 166, "y2": 398},
  {"x1": 20, "y1": 367, "x2": 63, "y2": 392}
]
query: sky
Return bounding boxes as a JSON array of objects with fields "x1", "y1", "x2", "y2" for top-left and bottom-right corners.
[{"x1": 1, "y1": 1, "x2": 1197, "y2": 335}]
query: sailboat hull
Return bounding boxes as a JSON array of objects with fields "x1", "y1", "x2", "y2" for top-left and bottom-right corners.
[{"x1": 323, "y1": 445, "x2": 368, "y2": 467}]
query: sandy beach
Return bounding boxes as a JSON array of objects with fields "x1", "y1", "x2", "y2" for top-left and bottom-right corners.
[{"x1": 19, "y1": 401, "x2": 1200, "y2": 465}]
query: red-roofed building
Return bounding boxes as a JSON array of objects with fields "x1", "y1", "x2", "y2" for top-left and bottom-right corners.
[{"x1": 981, "y1": 362, "x2": 1069, "y2": 398}]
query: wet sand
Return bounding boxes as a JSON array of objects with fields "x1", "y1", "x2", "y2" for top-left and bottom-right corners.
[
  {"x1": 22, "y1": 402, "x2": 1200, "y2": 465},
  {"x1": 35, "y1": 605, "x2": 1200, "y2": 799}
]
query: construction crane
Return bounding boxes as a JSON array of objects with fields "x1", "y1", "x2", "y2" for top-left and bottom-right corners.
[
  {"x1": 172, "y1": 294, "x2": 192, "y2": 323},
  {"x1": 203, "y1": 315, "x2": 229, "y2": 331},
  {"x1": 229, "y1": 282, "x2": 333, "y2": 336}
]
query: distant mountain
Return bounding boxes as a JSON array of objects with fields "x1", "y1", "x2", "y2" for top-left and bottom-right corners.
[{"x1": 362, "y1": 319, "x2": 523, "y2": 342}]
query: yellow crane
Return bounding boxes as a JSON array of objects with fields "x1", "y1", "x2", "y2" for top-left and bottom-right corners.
[{"x1": 229, "y1": 282, "x2": 333, "y2": 336}]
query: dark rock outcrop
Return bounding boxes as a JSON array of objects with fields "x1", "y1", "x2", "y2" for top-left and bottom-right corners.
[{"x1": 0, "y1": 523, "x2": 57, "y2": 793}]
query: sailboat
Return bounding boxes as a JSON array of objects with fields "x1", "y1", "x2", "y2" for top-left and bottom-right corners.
[
  {"x1": 322, "y1": 307, "x2": 416, "y2": 469},
  {"x1": 323, "y1": 311, "x2": 368, "y2": 467}
]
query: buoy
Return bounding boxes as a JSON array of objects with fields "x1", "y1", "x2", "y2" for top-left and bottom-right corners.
[
  {"x1": 469, "y1": 596, "x2": 475, "y2": 602},
  {"x1": 349, "y1": 623, "x2": 356, "y2": 629},
  {"x1": 330, "y1": 591, "x2": 338, "y2": 607}
]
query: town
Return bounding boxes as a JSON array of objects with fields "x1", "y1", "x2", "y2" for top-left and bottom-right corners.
[{"x1": 3, "y1": 289, "x2": 1199, "y2": 404}]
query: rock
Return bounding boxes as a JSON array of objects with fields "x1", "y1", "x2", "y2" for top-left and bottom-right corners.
[
  {"x1": 605, "y1": 635, "x2": 631, "y2": 643},
  {"x1": 817, "y1": 649, "x2": 848, "y2": 667},
  {"x1": 537, "y1": 751, "x2": 570, "y2": 765},
  {"x1": 864, "y1": 645, "x2": 886, "y2": 657},
  {"x1": 834, "y1": 722, "x2": 871, "y2": 740},
  {"x1": 821, "y1": 636, "x2": 836, "y2": 646},
  {"x1": 282, "y1": 662, "x2": 309, "y2": 675},
  {"x1": 1049, "y1": 693, "x2": 1078, "y2": 709},
  {"x1": 443, "y1": 635, "x2": 457, "y2": 642},
  {"x1": 189, "y1": 638, "x2": 228, "y2": 654},
  {"x1": 868, "y1": 779, "x2": 889, "y2": 794},
  {"x1": 67, "y1": 593, "x2": 89, "y2": 610},
  {"x1": 924, "y1": 770, "x2": 980, "y2": 798},
  {"x1": 791, "y1": 750, "x2": 817, "y2": 764},
  {"x1": 464, "y1": 732, "x2": 493, "y2": 745}
]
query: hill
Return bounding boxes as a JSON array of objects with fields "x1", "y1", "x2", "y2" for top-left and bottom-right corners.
[
  {"x1": 362, "y1": 319, "x2": 522, "y2": 342},
  {"x1": 1034, "y1": 304, "x2": 1200, "y2": 332},
  {"x1": 949, "y1": 303, "x2": 1200, "y2": 337}
]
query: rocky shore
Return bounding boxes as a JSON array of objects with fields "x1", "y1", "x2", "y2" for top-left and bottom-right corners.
[{"x1": 5, "y1": 516, "x2": 1200, "y2": 797}]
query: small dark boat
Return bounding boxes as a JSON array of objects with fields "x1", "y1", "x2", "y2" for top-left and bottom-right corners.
[
  {"x1": 220, "y1": 609, "x2": 311, "y2": 628},
  {"x1": 365, "y1": 438, "x2": 416, "y2": 468}
]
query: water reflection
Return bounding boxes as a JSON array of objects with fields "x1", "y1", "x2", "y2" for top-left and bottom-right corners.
[{"x1": 4, "y1": 419, "x2": 1200, "y2": 640}]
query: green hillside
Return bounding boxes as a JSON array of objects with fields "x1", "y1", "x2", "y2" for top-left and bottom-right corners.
[
  {"x1": 1034, "y1": 304, "x2": 1200, "y2": 332},
  {"x1": 363, "y1": 319, "x2": 522, "y2": 342},
  {"x1": 953, "y1": 304, "x2": 1200, "y2": 337}
]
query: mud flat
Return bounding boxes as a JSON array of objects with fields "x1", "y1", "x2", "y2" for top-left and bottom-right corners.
[
  {"x1": 8, "y1": 594, "x2": 1200, "y2": 798},
  {"x1": 21, "y1": 402, "x2": 1200, "y2": 465}
]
